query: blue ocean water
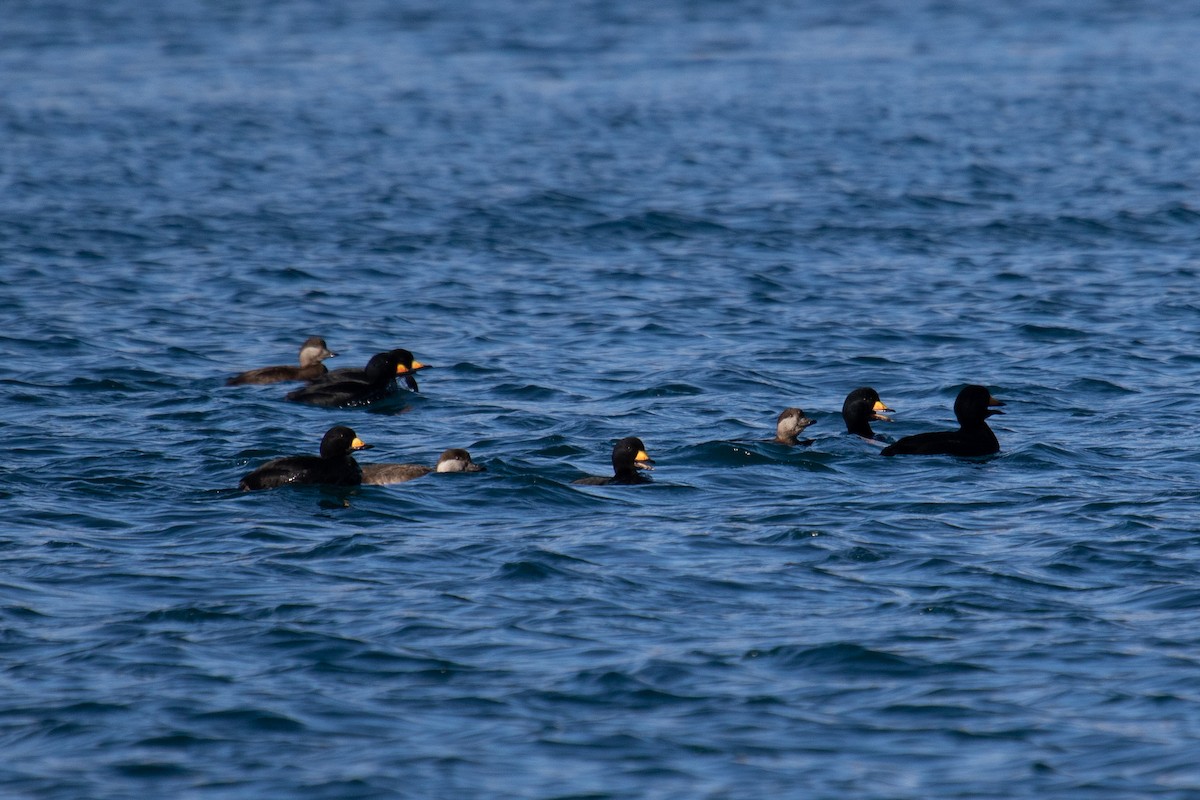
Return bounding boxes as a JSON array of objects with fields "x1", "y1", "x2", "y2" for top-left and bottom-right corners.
[{"x1": 3, "y1": 0, "x2": 1200, "y2": 797}]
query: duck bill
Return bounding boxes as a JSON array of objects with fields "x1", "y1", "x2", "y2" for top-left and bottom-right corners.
[
  {"x1": 873, "y1": 400, "x2": 894, "y2": 413},
  {"x1": 871, "y1": 412, "x2": 893, "y2": 423},
  {"x1": 350, "y1": 438, "x2": 374, "y2": 451},
  {"x1": 634, "y1": 451, "x2": 655, "y2": 471},
  {"x1": 988, "y1": 396, "x2": 1005, "y2": 414}
]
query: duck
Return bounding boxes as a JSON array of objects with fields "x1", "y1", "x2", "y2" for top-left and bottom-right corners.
[
  {"x1": 881, "y1": 385, "x2": 1004, "y2": 457},
  {"x1": 239, "y1": 425, "x2": 372, "y2": 490},
  {"x1": 842, "y1": 387, "x2": 893, "y2": 439},
  {"x1": 772, "y1": 407, "x2": 816, "y2": 446},
  {"x1": 319, "y1": 348, "x2": 425, "y2": 392},
  {"x1": 226, "y1": 336, "x2": 336, "y2": 385},
  {"x1": 285, "y1": 350, "x2": 415, "y2": 408},
  {"x1": 573, "y1": 437, "x2": 655, "y2": 485},
  {"x1": 361, "y1": 448, "x2": 486, "y2": 485}
]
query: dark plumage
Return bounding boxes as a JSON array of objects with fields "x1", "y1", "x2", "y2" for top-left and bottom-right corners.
[
  {"x1": 239, "y1": 426, "x2": 373, "y2": 490},
  {"x1": 285, "y1": 350, "x2": 416, "y2": 408},
  {"x1": 842, "y1": 387, "x2": 893, "y2": 439},
  {"x1": 772, "y1": 407, "x2": 816, "y2": 446},
  {"x1": 226, "y1": 336, "x2": 336, "y2": 385},
  {"x1": 573, "y1": 437, "x2": 655, "y2": 486},
  {"x1": 319, "y1": 348, "x2": 426, "y2": 393},
  {"x1": 361, "y1": 448, "x2": 486, "y2": 486},
  {"x1": 881, "y1": 385, "x2": 1005, "y2": 457}
]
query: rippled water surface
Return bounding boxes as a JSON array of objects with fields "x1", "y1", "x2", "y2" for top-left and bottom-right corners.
[{"x1": 4, "y1": 1, "x2": 1200, "y2": 797}]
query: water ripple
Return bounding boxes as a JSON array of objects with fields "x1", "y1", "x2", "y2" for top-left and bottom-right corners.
[{"x1": 5, "y1": 1, "x2": 1200, "y2": 798}]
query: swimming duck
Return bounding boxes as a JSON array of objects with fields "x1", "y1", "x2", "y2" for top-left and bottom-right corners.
[
  {"x1": 881, "y1": 385, "x2": 1004, "y2": 457},
  {"x1": 285, "y1": 350, "x2": 415, "y2": 408},
  {"x1": 573, "y1": 437, "x2": 655, "y2": 485},
  {"x1": 319, "y1": 348, "x2": 425, "y2": 392},
  {"x1": 772, "y1": 407, "x2": 816, "y2": 445},
  {"x1": 226, "y1": 336, "x2": 336, "y2": 385},
  {"x1": 239, "y1": 425, "x2": 372, "y2": 490},
  {"x1": 361, "y1": 448, "x2": 486, "y2": 485},
  {"x1": 842, "y1": 387, "x2": 893, "y2": 439}
]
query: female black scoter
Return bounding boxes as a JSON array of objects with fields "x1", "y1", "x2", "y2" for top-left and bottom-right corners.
[
  {"x1": 361, "y1": 448, "x2": 486, "y2": 485},
  {"x1": 319, "y1": 348, "x2": 425, "y2": 392},
  {"x1": 842, "y1": 387, "x2": 894, "y2": 438},
  {"x1": 773, "y1": 407, "x2": 816, "y2": 445},
  {"x1": 573, "y1": 437, "x2": 655, "y2": 485},
  {"x1": 226, "y1": 336, "x2": 336, "y2": 385},
  {"x1": 285, "y1": 351, "x2": 413, "y2": 408},
  {"x1": 881, "y1": 385, "x2": 1004, "y2": 457},
  {"x1": 239, "y1": 425, "x2": 372, "y2": 490}
]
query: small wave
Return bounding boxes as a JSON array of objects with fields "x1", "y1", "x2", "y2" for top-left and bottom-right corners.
[
  {"x1": 583, "y1": 210, "x2": 731, "y2": 239},
  {"x1": 745, "y1": 643, "x2": 947, "y2": 676},
  {"x1": 1118, "y1": 584, "x2": 1200, "y2": 611},
  {"x1": 609, "y1": 383, "x2": 704, "y2": 400},
  {"x1": 139, "y1": 606, "x2": 244, "y2": 624},
  {"x1": 492, "y1": 382, "x2": 570, "y2": 401},
  {"x1": 821, "y1": 545, "x2": 888, "y2": 564},
  {"x1": 1015, "y1": 323, "x2": 1091, "y2": 341},
  {"x1": 191, "y1": 708, "x2": 306, "y2": 733},
  {"x1": 544, "y1": 668, "x2": 700, "y2": 708},
  {"x1": 111, "y1": 761, "x2": 194, "y2": 778},
  {"x1": 274, "y1": 535, "x2": 384, "y2": 561},
  {"x1": 901, "y1": 192, "x2": 979, "y2": 210},
  {"x1": 756, "y1": 528, "x2": 826, "y2": 544},
  {"x1": 135, "y1": 732, "x2": 225, "y2": 749},
  {"x1": 493, "y1": 549, "x2": 597, "y2": 582},
  {"x1": 1064, "y1": 376, "x2": 1139, "y2": 395}
]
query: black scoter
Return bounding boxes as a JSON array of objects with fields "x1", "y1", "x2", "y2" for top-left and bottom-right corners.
[
  {"x1": 285, "y1": 351, "x2": 412, "y2": 408},
  {"x1": 573, "y1": 437, "x2": 655, "y2": 485},
  {"x1": 319, "y1": 348, "x2": 426, "y2": 392},
  {"x1": 226, "y1": 336, "x2": 336, "y2": 385},
  {"x1": 881, "y1": 385, "x2": 1004, "y2": 457},
  {"x1": 842, "y1": 387, "x2": 894, "y2": 438},
  {"x1": 239, "y1": 425, "x2": 372, "y2": 490},
  {"x1": 361, "y1": 448, "x2": 486, "y2": 485},
  {"x1": 773, "y1": 407, "x2": 816, "y2": 446}
]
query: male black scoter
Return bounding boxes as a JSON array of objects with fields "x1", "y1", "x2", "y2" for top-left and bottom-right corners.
[
  {"x1": 239, "y1": 425, "x2": 372, "y2": 490},
  {"x1": 773, "y1": 407, "x2": 816, "y2": 446},
  {"x1": 285, "y1": 350, "x2": 414, "y2": 408},
  {"x1": 361, "y1": 448, "x2": 486, "y2": 485},
  {"x1": 881, "y1": 385, "x2": 1004, "y2": 457},
  {"x1": 226, "y1": 336, "x2": 336, "y2": 385},
  {"x1": 319, "y1": 348, "x2": 425, "y2": 392},
  {"x1": 573, "y1": 437, "x2": 655, "y2": 485},
  {"x1": 842, "y1": 387, "x2": 894, "y2": 438}
]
